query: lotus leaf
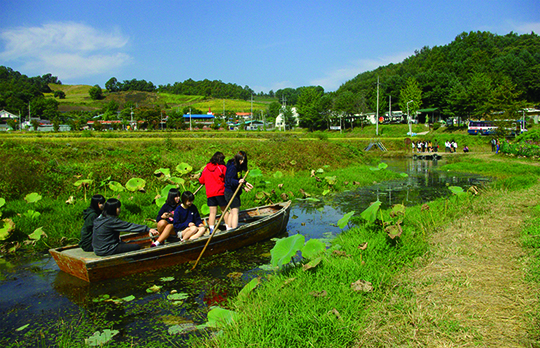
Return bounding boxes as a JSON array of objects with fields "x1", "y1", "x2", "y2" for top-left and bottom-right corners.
[
  {"x1": 303, "y1": 257, "x2": 322, "y2": 271},
  {"x1": 155, "y1": 196, "x2": 167, "y2": 207},
  {"x1": 270, "y1": 234, "x2": 305, "y2": 267},
  {"x1": 154, "y1": 168, "x2": 171, "y2": 177},
  {"x1": 28, "y1": 227, "x2": 46, "y2": 240},
  {"x1": 73, "y1": 179, "x2": 93, "y2": 187},
  {"x1": 205, "y1": 307, "x2": 238, "y2": 328},
  {"x1": 167, "y1": 293, "x2": 189, "y2": 301},
  {"x1": 324, "y1": 176, "x2": 337, "y2": 185},
  {"x1": 86, "y1": 329, "x2": 119, "y2": 346},
  {"x1": 161, "y1": 277, "x2": 175, "y2": 282},
  {"x1": 200, "y1": 204, "x2": 210, "y2": 216},
  {"x1": 400, "y1": 172, "x2": 409, "y2": 177},
  {"x1": 24, "y1": 192, "x2": 42, "y2": 204},
  {"x1": 378, "y1": 162, "x2": 388, "y2": 170},
  {"x1": 108, "y1": 181, "x2": 125, "y2": 192},
  {"x1": 290, "y1": 160, "x2": 297, "y2": 165},
  {"x1": 0, "y1": 218, "x2": 13, "y2": 240},
  {"x1": 337, "y1": 211, "x2": 355, "y2": 229},
  {"x1": 0, "y1": 198, "x2": 6, "y2": 209},
  {"x1": 168, "y1": 177, "x2": 185, "y2": 185},
  {"x1": 176, "y1": 163, "x2": 193, "y2": 175},
  {"x1": 125, "y1": 178, "x2": 146, "y2": 192},
  {"x1": 316, "y1": 168, "x2": 324, "y2": 174},
  {"x1": 448, "y1": 186, "x2": 466, "y2": 196},
  {"x1": 146, "y1": 285, "x2": 162, "y2": 293},
  {"x1": 301, "y1": 239, "x2": 326, "y2": 259},
  {"x1": 121, "y1": 295, "x2": 135, "y2": 302},
  {"x1": 237, "y1": 277, "x2": 261, "y2": 301},
  {"x1": 160, "y1": 184, "x2": 178, "y2": 197},
  {"x1": 273, "y1": 171, "x2": 283, "y2": 179},
  {"x1": 322, "y1": 189, "x2": 330, "y2": 196},
  {"x1": 361, "y1": 201, "x2": 382, "y2": 224}
]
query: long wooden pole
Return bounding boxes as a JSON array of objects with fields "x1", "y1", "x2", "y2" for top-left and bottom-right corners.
[{"x1": 191, "y1": 170, "x2": 249, "y2": 270}]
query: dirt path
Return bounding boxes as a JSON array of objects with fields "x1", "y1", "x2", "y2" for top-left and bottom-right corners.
[{"x1": 357, "y1": 184, "x2": 540, "y2": 347}]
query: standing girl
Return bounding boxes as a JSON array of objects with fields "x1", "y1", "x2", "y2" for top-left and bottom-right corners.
[
  {"x1": 92, "y1": 198, "x2": 158, "y2": 256},
  {"x1": 173, "y1": 191, "x2": 206, "y2": 241},
  {"x1": 79, "y1": 194, "x2": 105, "y2": 252},
  {"x1": 154, "y1": 188, "x2": 180, "y2": 247},
  {"x1": 199, "y1": 151, "x2": 229, "y2": 232},
  {"x1": 224, "y1": 151, "x2": 253, "y2": 229}
]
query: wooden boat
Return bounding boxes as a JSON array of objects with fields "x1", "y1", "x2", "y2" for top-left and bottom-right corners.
[{"x1": 49, "y1": 201, "x2": 291, "y2": 282}]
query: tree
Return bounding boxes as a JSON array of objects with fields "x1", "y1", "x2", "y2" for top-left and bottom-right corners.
[
  {"x1": 54, "y1": 90, "x2": 66, "y2": 99},
  {"x1": 89, "y1": 85, "x2": 103, "y2": 100},
  {"x1": 296, "y1": 87, "x2": 324, "y2": 131},
  {"x1": 485, "y1": 76, "x2": 526, "y2": 121},
  {"x1": 105, "y1": 77, "x2": 119, "y2": 92},
  {"x1": 267, "y1": 101, "x2": 282, "y2": 123},
  {"x1": 399, "y1": 77, "x2": 422, "y2": 122}
]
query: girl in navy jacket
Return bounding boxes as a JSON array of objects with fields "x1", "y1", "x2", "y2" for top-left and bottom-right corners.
[
  {"x1": 173, "y1": 191, "x2": 206, "y2": 241},
  {"x1": 224, "y1": 151, "x2": 253, "y2": 229}
]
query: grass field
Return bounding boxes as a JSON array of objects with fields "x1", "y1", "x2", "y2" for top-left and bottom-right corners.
[{"x1": 45, "y1": 84, "x2": 276, "y2": 114}]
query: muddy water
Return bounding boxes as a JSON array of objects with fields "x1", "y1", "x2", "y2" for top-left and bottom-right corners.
[{"x1": 0, "y1": 157, "x2": 490, "y2": 346}]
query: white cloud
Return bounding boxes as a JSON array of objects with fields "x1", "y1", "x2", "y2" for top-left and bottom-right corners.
[
  {"x1": 515, "y1": 22, "x2": 540, "y2": 34},
  {"x1": 0, "y1": 21, "x2": 131, "y2": 80},
  {"x1": 311, "y1": 51, "x2": 413, "y2": 92}
]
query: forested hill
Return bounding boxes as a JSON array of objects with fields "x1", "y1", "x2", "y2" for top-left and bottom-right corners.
[{"x1": 337, "y1": 31, "x2": 540, "y2": 116}]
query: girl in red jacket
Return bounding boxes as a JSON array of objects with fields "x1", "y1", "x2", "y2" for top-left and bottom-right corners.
[{"x1": 199, "y1": 152, "x2": 230, "y2": 232}]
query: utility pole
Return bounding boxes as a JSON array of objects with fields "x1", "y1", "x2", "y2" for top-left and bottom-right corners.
[
  {"x1": 189, "y1": 108, "x2": 192, "y2": 131},
  {"x1": 376, "y1": 76, "x2": 380, "y2": 136}
]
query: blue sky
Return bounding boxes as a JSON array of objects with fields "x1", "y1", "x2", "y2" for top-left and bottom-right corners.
[{"x1": 1, "y1": 0, "x2": 539, "y2": 93}]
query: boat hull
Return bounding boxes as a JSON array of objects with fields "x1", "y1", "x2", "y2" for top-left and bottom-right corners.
[{"x1": 50, "y1": 201, "x2": 291, "y2": 282}]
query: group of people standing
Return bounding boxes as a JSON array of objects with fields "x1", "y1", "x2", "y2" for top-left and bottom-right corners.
[
  {"x1": 78, "y1": 150, "x2": 253, "y2": 256},
  {"x1": 412, "y1": 140, "x2": 439, "y2": 153},
  {"x1": 444, "y1": 140, "x2": 458, "y2": 153}
]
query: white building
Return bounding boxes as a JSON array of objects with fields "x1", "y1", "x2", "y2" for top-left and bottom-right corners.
[{"x1": 275, "y1": 107, "x2": 300, "y2": 130}]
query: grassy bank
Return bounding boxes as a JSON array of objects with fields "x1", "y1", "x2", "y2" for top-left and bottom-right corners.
[{"x1": 196, "y1": 153, "x2": 540, "y2": 347}]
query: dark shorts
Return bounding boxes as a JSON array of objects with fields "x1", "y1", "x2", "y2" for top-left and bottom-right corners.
[
  {"x1": 207, "y1": 195, "x2": 227, "y2": 207},
  {"x1": 224, "y1": 190, "x2": 241, "y2": 209}
]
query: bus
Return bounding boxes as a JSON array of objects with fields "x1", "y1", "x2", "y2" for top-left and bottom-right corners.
[{"x1": 468, "y1": 120, "x2": 527, "y2": 136}]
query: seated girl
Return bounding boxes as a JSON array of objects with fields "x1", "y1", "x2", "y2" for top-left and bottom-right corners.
[
  {"x1": 92, "y1": 198, "x2": 158, "y2": 256},
  {"x1": 79, "y1": 194, "x2": 105, "y2": 252},
  {"x1": 173, "y1": 191, "x2": 206, "y2": 241},
  {"x1": 153, "y1": 188, "x2": 181, "y2": 247}
]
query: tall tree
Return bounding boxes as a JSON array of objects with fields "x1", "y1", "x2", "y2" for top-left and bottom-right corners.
[
  {"x1": 296, "y1": 87, "x2": 324, "y2": 131},
  {"x1": 399, "y1": 77, "x2": 422, "y2": 120}
]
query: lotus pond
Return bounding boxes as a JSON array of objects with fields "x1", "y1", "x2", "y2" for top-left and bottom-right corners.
[{"x1": 0, "y1": 157, "x2": 490, "y2": 347}]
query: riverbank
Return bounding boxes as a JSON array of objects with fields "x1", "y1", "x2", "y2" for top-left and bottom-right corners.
[{"x1": 199, "y1": 153, "x2": 540, "y2": 347}]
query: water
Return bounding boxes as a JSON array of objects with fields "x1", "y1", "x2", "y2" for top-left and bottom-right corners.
[{"x1": 0, "y1": 157, "x2": 490, "y2": 346}]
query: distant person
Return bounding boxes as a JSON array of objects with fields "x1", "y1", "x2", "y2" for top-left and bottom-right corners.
[
  {"x1": 453, "y1": 140, "x2": 458, "y2": 153},
  {"x1": 92, "y1": 198, "x2": 158, "y2": 256},
  {"x1": 496, "y1": 138, "x2": 500, "y2": 154},
  {"x1": 173, "y1": 191, "x2": 206, "y2": 241},
  {"x1": 199, "y1": 151, "x2": 230, "y2": 232},
  {"x1": 463, "y1": 145, "x2": 469, "y2": 153},
  {"x1": 79, "y1": 194, "x2": 105, "y2": 252},
  {"x1": 445, "y1": 140, "x2": 451, "y2": 153},
  {"x1": 491, "y1": 138, "x2": 497, "y2": 152},
  {"x1": 225, "y1": 151, "x2": 253, "y2": 229},
  {"x1": 154, "y1": 188, "x2": 181, "y2": 247}
]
